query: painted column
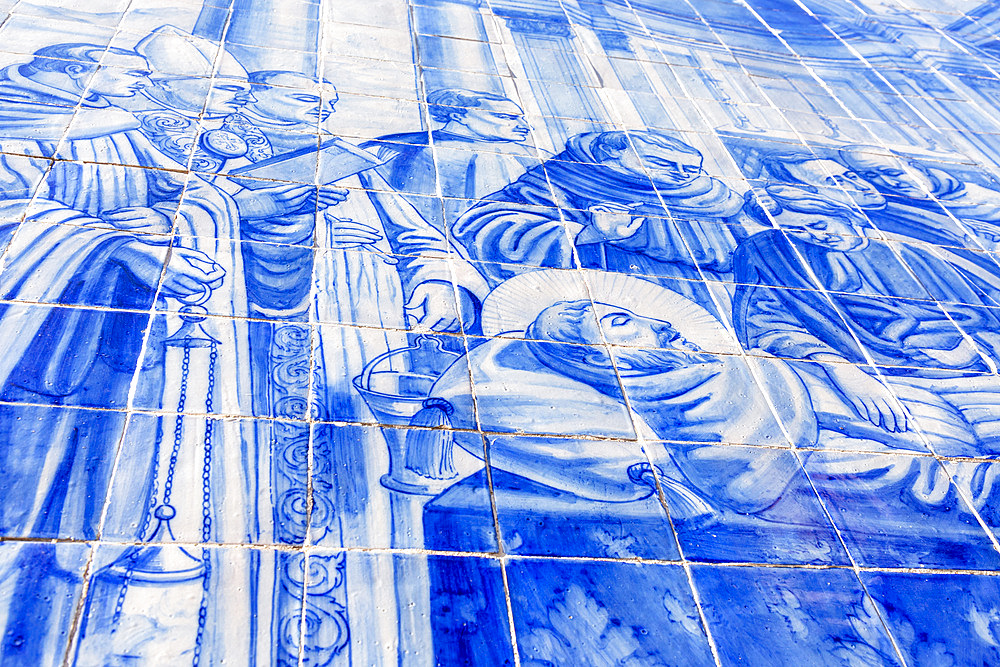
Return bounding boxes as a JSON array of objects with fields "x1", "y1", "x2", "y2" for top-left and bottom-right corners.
[
  {"x1": 497, "y1": 10, "x2": 609, "y2": 143},
  {"x1": 193, "y1": 0, "x2": 321, "y2": 75},
  {"x1": 414, "y1": 0, "x2": 504, "y2": 94}
]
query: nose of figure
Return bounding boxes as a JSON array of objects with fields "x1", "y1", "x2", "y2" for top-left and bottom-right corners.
[{"x1": 655, "y1": 323, "x2": 680, "y2": 344}]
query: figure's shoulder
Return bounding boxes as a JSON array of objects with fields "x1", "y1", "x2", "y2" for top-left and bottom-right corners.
[
  {"x1": 739, "y1": 227, "x2": 782, "y2": 247},
  {"x1": 362, "y1": 131, "x2": 431, "y2": 149}
]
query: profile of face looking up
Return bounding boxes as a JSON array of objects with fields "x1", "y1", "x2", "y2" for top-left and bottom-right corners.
[
  {"x1": 247, "y1": 70, "x2": 339, "y2": 126},
  {"x1": 428, "y1": 89, "x2": 531, "y2": 142},
  {"x1": 529, "y1": 300, "x2": 703, "y2": 350}
]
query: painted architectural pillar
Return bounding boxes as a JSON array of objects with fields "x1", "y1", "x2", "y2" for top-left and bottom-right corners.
[
  {"x1": 496, "y1": 9, "x2": 608, "y2": 143},
  {"x1": 193, "y1": 0, "x2": 321, "y2": 75},
  {"x1": 414, "y1": 0, "x2": 504, "y2": 94},
  {"x1": 574, "y1": 0, "x2": 674, "y2": 130}
]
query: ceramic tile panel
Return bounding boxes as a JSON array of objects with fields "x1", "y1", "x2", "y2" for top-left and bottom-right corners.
[{"x1": 3, "y1": 0, "x2": 1000, "y2": 663}]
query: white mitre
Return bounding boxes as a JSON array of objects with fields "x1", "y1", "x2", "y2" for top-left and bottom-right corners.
[{"x1": 136, "y1": 25, "x2": 248, "y2": 80}]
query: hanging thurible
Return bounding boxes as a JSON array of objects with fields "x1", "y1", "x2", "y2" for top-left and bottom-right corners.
[{"x1": 74, "y1": 295, "x2": 221, "y2": 666}]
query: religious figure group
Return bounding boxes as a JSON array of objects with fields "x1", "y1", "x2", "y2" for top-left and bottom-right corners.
[{"x1": 0, "y1": 19, "x2": 999, "y2": 666}]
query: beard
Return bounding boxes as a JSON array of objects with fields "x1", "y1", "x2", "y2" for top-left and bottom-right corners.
[{"x1": 615, "y1": 346, "x2": 719, "y2": 374}]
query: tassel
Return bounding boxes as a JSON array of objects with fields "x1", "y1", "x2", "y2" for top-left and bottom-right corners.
[
  {"x1": 404, "y1": 398, "x2": 458, "y2": 480},
  {"x1": 627, "y1": 462, "x2": 715, "y2": 526},
  {"x1": 657, "y1": 476, "x2": 716, "y2": 525}
]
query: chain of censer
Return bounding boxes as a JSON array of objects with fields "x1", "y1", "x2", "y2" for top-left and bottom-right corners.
[{"x1": 105, "y1": 340, "x2": 218, "y2": 667}]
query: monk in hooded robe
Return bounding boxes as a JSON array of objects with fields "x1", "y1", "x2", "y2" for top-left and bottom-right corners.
[
  {"x1": 453, "y1": 131, "x2": 745, "y2": 312},
  {"x1": 0, "y1": 44, "x2": 256, "y2": 665}
]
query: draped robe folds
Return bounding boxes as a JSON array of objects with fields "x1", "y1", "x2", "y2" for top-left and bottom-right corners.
[
  {"x1": 226, "y1": 120, "x2": 489, "y2": 665},
  {"x1": 363, "y1": 130, "x2": 541, "y2": 233},
  {"x1": 925, "y1": 168, "x2": 1000, "y2": 226},
  {"x1": 733, "y1": 229, "x2": 1000, "y2": 505},
  {"x1": 0, "y1": 66, "x2": 254, "y2": 665},
  {"x1": 733, "y1": 230, "x2": 1000, "y2": 373},
  {"x1": 430, "y1": 336, "x2": 816, "y2": 514},
  {"x1": 452, "y1": 133, "x2": 745, "y2": 298},
  {"x1": 877, "y1": 169, "x2": 1000, "y2": 245},
  {"x1": 864, "y1": 197, "x2": 1000, "y2": 277}
]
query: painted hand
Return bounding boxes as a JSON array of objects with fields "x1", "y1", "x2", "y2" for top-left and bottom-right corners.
[
  {"x1": 325, "y1": 213, "x2": 383, "y2": 249},
  {"x1": 586, "y1": 202, "x2": 645, "y2": 241},
  {"x1": 102, "y1": 207, "x2": 173, "y2": 235},
  {"x1": 115, "y1": 242, "x2": 226, "y2": 301},
  {"x1": 235, "y1": 183, "x2": 347, "y2": 219},
  {"x1": 825, "y1": 363, "x2": 909, "y2": 433},
  {"x1": 403, "y1": 282, "x2": 474, "y2": 333},
  {"x1": 964, "y1": 219, "x2": 1000, "y2": 243}
]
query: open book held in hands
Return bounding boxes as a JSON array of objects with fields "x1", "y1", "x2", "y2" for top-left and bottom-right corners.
[{"x1": 229, "y1": 138, "x2": 386, "y2": 187}]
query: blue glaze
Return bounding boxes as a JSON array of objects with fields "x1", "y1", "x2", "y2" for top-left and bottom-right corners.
[{"x1": 0, "y1": 0, "x2": 996, "y2": 663}]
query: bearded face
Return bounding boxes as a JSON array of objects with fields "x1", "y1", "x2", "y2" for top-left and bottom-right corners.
[
  {"x1": 526, "y1": 300, "x2": 719, "y2": 392},
  {"x1": 613, "y1": 346, "x2": 720, "y2": 375}
]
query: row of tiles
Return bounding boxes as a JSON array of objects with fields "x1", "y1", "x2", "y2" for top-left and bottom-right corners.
[
  {"x1": 5, "y1": 305, "x2": 1000, "y2": 443},
  {"x1": 9, "y1": 539, "x2": 1000, "y2": 665},
  {"x1": 0, "y1": 0, "x2": 981, "y2": 62},
  {"x1": 2, "y1": 408, "x2": 998, "y2": 569}
]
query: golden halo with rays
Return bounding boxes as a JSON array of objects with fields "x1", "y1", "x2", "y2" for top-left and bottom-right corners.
[{"x1": 480, "y1": 268, "x2": 741, "y2": 354}]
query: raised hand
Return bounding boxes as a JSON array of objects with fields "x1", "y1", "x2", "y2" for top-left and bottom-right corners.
[
  {"x1": 325, "y1": 213, "x2": 383, "y2": 249},
  {"x1": 234, "y1": 183, "x2": 348, "y2": 219},
  {"x1": 586, "y1": 201, "x2": 646, "y2": 241},
  {"x1": 403, "y1": 282, "x2": 475, "y2": 333}
]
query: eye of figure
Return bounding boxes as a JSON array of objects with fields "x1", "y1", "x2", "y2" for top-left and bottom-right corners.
[
  {"x1": 492, "y1": 113, "x2": 520, "y2": 120},
  {"x1": 607, "y1": 313, "x2": 632, "y2": 327},
  {"x1": 293, "y1": 95, "x2": 320, "y2": 103}
]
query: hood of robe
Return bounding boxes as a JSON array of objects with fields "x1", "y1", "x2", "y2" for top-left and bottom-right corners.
[{"x1": 543, "y1": 132, "x2": 744, "y2": 218}]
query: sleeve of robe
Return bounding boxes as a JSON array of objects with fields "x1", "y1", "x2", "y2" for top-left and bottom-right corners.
[
  {"x1": 734, "y1": 280, "x2": 855, "y2": 362},
  {"x1": 0, "y1": 194, "x2": 153, "y2": 394},
  {"x1": 359, "y1": 169, "x2": 489, "y2": 305},
  {"x1": 944, "y1": 181, "x2": 1000, "y2": 225},
  {"x1": 130, "y1": 132, "x2": 249, "y2": 318},
  {"x1": 451, "y1": 195, "x2": 584, "y2": 284},
  {"x1": 132, "y1": 131, "x2": 241, "y2": 240}
]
